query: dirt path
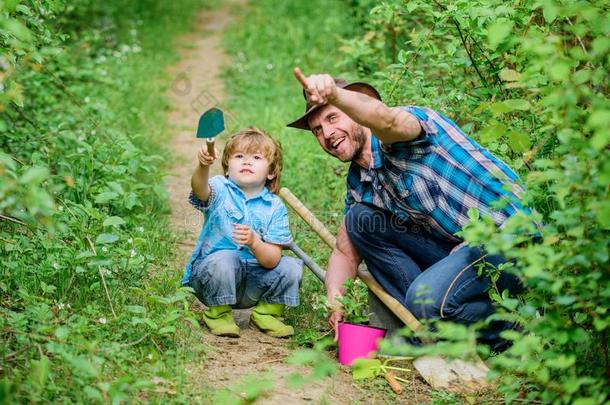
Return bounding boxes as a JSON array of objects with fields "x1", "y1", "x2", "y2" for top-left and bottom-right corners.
[{"x1": 163, "y1": 4, "x2": 375, "y2": 404}]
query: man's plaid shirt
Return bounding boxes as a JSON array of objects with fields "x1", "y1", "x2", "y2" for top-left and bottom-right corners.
[{"x1": 345, "y1": 106, "x2": 527, "y2": 242}]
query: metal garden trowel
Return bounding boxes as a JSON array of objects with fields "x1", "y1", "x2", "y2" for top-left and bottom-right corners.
[{"x1": 196, "y1": 107, "x2": 225, "y2": 157}]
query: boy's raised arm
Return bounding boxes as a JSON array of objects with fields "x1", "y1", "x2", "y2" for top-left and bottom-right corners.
[{"x1": 191, "y1": 145, "x2": 217, "y2": 202}]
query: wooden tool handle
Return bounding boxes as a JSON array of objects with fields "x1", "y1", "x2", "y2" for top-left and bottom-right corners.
[
  {"x1": 206, "y1": 139, "x2": 215, "y2": 158},
  {"x1": 384, "y1": 372, "x2": 403, "y2": 394},
  {"x1": 279, "y1": 187, "x2": 423, "y2": 333},
  {"x1": 279, "y1": 188, "x2": 336, "y2": 248}
]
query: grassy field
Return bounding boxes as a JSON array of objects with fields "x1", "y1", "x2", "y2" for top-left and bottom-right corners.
[{"x1": 1, "y1": 1, "x2": 213, "y2": 402}]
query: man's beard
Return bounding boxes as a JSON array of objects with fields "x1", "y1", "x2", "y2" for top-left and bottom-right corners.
[{"x1": 328, "y1": 125, "x2": 366, "y2": 163}]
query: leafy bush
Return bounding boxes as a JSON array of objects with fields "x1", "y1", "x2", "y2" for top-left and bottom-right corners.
[
  {"x1": 1, "y1": 1, "x2": 208, "y2": 402},
  {"x1": 342, "y1": 0, "x2": 609, "y2": 403}
]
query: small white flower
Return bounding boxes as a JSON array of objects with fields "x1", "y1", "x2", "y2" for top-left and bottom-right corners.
[
  {"x1": 132, "y1": 45, "x2": 141, "y2": 53},
  {"x1": 137, "y1": 226, "x2": 144, "y2": 233},
  {"x1": 67, "y1": 303, "x2": 72, "y2": 309},
  {"x1": 147, "y1": 353, "x2": 153, "y2": 360},
  {"x1": 84, "y1": 96, "x2": 90, "y2": 103},
  {"x1": 130, "y1": 249, "x2": 137, "y2": 257},
  {"x1": 266, "y1": 63, "x2": 273, "y2": 70},
  {"x1": 91, "y1": 130, "x2": 96, "y2": 135},
  {"x1": 98, "y1": 317, "x2": 107, "y2": 324},
  {"x1": 52, "y1": 262, "x2": 60, "y2": 270},
  {"x1": 127, "y1": 238, "x2": 133, "y2": 244},
  {"x1": 58, "y1": 302, "x2": 65, "y2": 309},
  {"x1": 120, "y1": 44, "x2": 130, "y2": 53},
  {"x1": 101, "y1": 246, "x2": 108, "y2": 252},
  {"x1": 58, "y1": 205, "x2": 64, "y2": 211}
]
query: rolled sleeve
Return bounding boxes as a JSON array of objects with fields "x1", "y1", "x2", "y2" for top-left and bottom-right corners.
[
  {"x1": 188, "y1": 175, "x2": 226, "y2": 213},
  {"x1": 262, "y1": 201, "x2": 292, "y2": 246}
]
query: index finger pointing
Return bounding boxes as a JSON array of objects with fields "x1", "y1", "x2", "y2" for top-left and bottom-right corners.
[{"x1": 293, "y1": 67, "x2": 309, "y2": 90}]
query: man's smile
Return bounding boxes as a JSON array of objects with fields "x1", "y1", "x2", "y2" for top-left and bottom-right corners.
[{"x1": 329, "y1": 136, "x2": 346, "y2": 151}]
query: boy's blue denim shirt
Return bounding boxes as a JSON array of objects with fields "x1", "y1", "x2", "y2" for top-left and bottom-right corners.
[{"x1": 182, "y1": 175, "x2": 293, "y2": 285}]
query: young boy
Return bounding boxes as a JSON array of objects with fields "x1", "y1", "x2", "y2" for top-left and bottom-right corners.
[{"x1": 182, "y1": 127, "x2": 303, "y2": 338}]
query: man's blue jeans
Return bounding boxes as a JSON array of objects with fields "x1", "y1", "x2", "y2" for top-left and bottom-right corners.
[
  {"x1": 345, "y1": 203, "x2": 522, "y2": 351},
  {"x1": 188, "y1": 250, "x2": 303, "y2": 308}
]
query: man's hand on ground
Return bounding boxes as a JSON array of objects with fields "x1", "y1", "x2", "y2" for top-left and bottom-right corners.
[
  {"x1": 293, "y1": 67, "x2": 337, "y2": 105},
  {"x1": 328, "y1": 310, "x2": 343, "y2": 341}
]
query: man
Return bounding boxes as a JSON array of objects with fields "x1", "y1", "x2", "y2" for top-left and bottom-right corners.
[{"x1": 287, "y1": 68, "x2": 528, "y2": 352}]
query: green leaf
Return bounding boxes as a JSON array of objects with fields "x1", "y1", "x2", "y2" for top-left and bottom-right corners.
[
  {"x1": 503, "y1": 99, "x2": 531, "y2": 111},
  {"x1": 508, "y1": 130, "x2": 531, "y2": 153},
  {"x1": 126, "y1": 305, "x2": 146, "y2": 314},
  {"x1": 499, "y1": 69, "x2": 520, "y2": 82},
  {"x1": 542, "y1": 0, "x2": 558, "y2": 22},
  {"x1": 94, "y1": 191, "x2": 119, "y2": 204},
  {"x1": 103, "y1": 216, "x2": 126, "y2": 227},
  {"x1": 479, "y1": 123, "x2": 508, "y2": 143},
  {"x1": 4, "y1": 19, "x2": 32, "y2": 42},
  {"x1": 96, "y1": 233, "x2": 118, "y2": 244},
  {"x1": 351, "y1": 358, "x2": 381, "y2": 380},
  {"x1": 158, "y1": 325, "x2": 176, "y2": 335},
  {"x1": 28, "y1": 356, "x2": 50, "y2": 391},
  {"x1": 19, "y1": 167, "x2": 49, "y2": 185},
  {"x1": 546, "y1": 354, "x2": 576, "y2": 369},
  {"x1": 595, "y1": 201, "x2": 610, "y2": 229},
  {"x1": 587, "y1": 110, "x2": 610, "y2": 129},
  {"x1": 67, "y1": 356, "x2": 98, "y2": 378},
  {"x1": 487, "y1": 19, "x2": 513, "y2": 50}
]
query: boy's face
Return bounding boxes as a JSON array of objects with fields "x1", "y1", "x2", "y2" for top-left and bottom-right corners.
[{"x1": 227, "y1": 150, "x2": 274, "y2": 191}]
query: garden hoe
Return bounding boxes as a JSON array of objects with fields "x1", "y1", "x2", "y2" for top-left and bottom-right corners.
[
  {"x1": 279, "y1": 187, "x2": 494, "y2": 394},
  {"x1": 196, "y1": 107, "x2": 225, "y2": 157}
]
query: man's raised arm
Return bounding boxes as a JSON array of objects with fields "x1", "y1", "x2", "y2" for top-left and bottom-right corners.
[{"x1": 293, "y1": 67, "x2": 421, "y2": 144}]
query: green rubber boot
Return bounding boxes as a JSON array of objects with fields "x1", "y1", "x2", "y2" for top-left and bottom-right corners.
[
  {"x1": 250, "y1": 302, "x2": 294, "y2": 338},
  {"x1": 202, "y1": 305, "x2": 240, "y2": 337}
]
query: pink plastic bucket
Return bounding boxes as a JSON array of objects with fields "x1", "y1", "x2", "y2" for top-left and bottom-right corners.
[{"x1": 337, "y1": 322, "x2": 386, "y2": 366}]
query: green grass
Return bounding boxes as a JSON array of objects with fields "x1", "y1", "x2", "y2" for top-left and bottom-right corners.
[{"x1": 0, "y1": 1, "x2": 214, "y2": 403}]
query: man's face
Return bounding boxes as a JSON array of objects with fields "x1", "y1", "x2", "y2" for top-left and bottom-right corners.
[{"x1": 307, "y1": 105, "x2": 366, "y2": 162}]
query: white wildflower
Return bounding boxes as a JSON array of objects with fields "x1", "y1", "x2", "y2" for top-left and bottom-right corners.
[
  {"x1": 130, "y1": 249, "x2": 137, "y2": 257},
  {"x1": 84, "y1": 96, "x2": 90, "y2": 103},
  {"x1": 137, "y1": 226, "x2": 144, "y2": 233},
  {"x1": 52, "y1": 262, "x2": 60, "y2": 270},
  {"x1": 266, "y1": 63, "x2": 273, "y2": 70},
  {"x1": 101, "y1": 246, "x2": 108, "y2": 253},
  {"x1": 98, "y1": 317, "x2": 107, "y2": 324}
]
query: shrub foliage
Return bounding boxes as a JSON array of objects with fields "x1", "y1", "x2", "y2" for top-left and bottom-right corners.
[
  {"x1": 1, "y1": 1, "x2": 206, "y2": 402},
  {"x1": 342, "y1": 0, "x2": 609, "y2": 403}
]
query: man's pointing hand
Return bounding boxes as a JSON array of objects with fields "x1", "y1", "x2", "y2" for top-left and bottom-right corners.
[{"x1": 293, "y1": 67, "x2": 337, "y2": 106}]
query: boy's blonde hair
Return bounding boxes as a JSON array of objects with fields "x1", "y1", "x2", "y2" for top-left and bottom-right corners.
[{"x1": 221, "y1": 127, "x2": 283, "y2": 194}]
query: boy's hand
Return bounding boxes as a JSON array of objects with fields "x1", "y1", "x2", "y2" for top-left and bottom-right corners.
[
  {"x1": 232, "y1": 224, "x2": 260, "y2": 247},
  {"x1": 197, "y1": 144, "x2": 218, "y2": 167}
]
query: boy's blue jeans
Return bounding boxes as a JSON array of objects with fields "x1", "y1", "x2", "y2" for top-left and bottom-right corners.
[
  {"x1": 345, "y1": 203, "x2": 523, "y2": 352},
  {"x1": 188, "y1": 250, "x2": 303, "y2": 308}
]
